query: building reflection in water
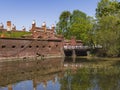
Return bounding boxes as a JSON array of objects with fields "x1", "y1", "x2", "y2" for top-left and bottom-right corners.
[
  {"x1": 8, "y1": 84, "x2": 12, "y2": 90},
  {"x1": 1, "y1": 57, "x2": 120, "y2": 90},
  {"x1": 0, "y1": 58, "x2": 64, "y2": 90}
]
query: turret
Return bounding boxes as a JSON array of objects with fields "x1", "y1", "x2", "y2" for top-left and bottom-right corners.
[
  {"x1": 51, "y1": 24, "x2": 55, "y2": 33},
  {"x1": 42, "y1": 22, "x2": 46, "y2": 32},
  {"x1": 31, "y1": 20, "x2": 36, "y2": 32},
  {"x1": 7, "y1": 21, "x2": 11, "y2": 31}
]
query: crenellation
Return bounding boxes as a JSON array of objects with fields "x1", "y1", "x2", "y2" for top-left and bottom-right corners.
[{"x1": 0, "y1": 21, "x2": 58, "y2": 39}]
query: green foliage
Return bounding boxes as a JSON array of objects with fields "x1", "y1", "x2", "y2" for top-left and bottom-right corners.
[
  {"x1": 56, "y1": 0, "x2": 120, "y2": 56},
  {"x1": 95, "y1": 0, "x2": 120, "y2": 56},
  {"x1": 96, "y1": 0, "x2": 120, "y2": 18},
  {"x1": 56, "y1": 10, "x2": 94, "y2": 45},
  {"x1": 56, "y1": 11, "x2": 71, "y2": 35}
]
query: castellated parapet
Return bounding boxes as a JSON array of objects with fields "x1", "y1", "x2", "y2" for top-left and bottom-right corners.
[
  {"x1": 0, "y1": 20, "x2": 64, "y2": 60},
  {"x1": 30, "y1": 20, "x2": 56, "y2": 39},
  {"x1": 0, "y1": 20, "x2": 58, "y2": 39}
]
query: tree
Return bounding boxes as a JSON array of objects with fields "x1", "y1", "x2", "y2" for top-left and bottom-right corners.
[
  {"x1": 96, "y1": 0, "x2": 120, "y2": 18},
  {"x1": 56, "y1": 10, "x2": 94, "y2": 45},
  {"x1": 95, "y1": 0, "x2": 120, "y2": 56},
  {"x1": 56, "y1": 11, "x2": 71, "y2": 37}
]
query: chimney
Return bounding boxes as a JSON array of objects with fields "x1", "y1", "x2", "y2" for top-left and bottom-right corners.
[
  {"x1": 7, "y1": 21, "x2": 11, "y2": 31},
  {"x1": 42, "y1": 22, "x2": 46, "y2": 32},
  {"x1": 31, "y1": 20, "x2": 36, "y2": 32}
]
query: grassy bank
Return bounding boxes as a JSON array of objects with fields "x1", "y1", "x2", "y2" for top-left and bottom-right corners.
[{"x1": 0, "y1": 31, "x2": 31, "y2": 38}]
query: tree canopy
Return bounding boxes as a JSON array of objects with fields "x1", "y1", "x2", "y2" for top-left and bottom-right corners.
[
  {"x1": 56, "y1": 0, "x2": 120, "y2": 57},
  {"x1": 56, "y1": 10, "x2": 93, "y2": 45},
  {"x1": 95, "y1": 0, "x2": 120, "y2": 56}
]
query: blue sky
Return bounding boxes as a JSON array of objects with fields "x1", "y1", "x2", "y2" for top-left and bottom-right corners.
[{"x1": 0, "y1": 0, "x2": 101, "y2": 30}]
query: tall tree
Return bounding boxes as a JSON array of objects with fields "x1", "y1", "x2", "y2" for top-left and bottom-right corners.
[
  {"x1": 56, "y1": 11, "x2": 71, "y2": 36},
  {"x1": 95, "y1": 0, "x2": 120, "y2": 56},
  {"x1": 56, "y1": 10, "x2": 94, "y2": 45},
  {"x1": 70, "y1": 10, "x2": 93, "y2": 44}
]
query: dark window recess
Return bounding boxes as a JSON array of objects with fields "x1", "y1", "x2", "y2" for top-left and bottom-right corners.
[
  {"x1": 37, "y1": 69, "x2": 39, "y2": 71},
  {"x1": 56, "y1": 45, "x2": 58, "y2": 47},
  {"x1": 2, "y1": 45, "x2": 6, "y2": 48},
  {"x1": 12, "y1": 46, "x2": 16, "y2": 48},
  {"x1": 36, "y1": 45, "x2": 39, "y2": 48},
  {"x1": 21, "y1": 46, "x2": 24, "y2": 48},
  {"x1": 38, "y1": 36, "x2": 42, "y2": 38},
  {"x1": 42, "y1": 46, "x2": 45, "y2": 48},
  {"x1": 29, "y1": 46, "x2": 32, "y2": 48}
]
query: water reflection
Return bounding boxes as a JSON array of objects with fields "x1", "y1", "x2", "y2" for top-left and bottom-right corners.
[
  {"x1": 0, "y1": 58, "x2": 64, "y2": 90},
  {"x1": 0, "y1": 57, "x2": 120, "y2": 90},
  {"x1": 61, "y1": 57, "x2": 120, "y2": 90},
  {"x1": 60, "y1": 67, "x2": 120, "y2": 90}
]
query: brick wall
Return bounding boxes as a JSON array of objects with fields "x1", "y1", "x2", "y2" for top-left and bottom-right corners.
[{"x1": 0, "y1": 38, "x2": 63, "y2": 59}]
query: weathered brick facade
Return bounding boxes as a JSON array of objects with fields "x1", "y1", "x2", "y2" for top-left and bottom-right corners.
[
  {"x1": 0, "y1": 21, "x2": 64, "y2": 60},
  {"x1": 63, "y1": 37, "x2": 83, "y2": 46},
  {"x1": 0, "y1": 21, "x2": 84, "y2": 59},
  {"x1": 0, "y1": 38, "x2": 63, "y2": 60},
  {"x1": 31, "y1": 21, "x2": 56, "y2": 39}
]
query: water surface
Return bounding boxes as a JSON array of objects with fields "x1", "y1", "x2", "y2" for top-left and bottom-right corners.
[{"x1": 0, "y1": 57, "x2": 120, "y2": 90}]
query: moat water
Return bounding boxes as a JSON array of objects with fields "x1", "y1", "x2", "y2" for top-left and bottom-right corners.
[{"x1": 0, "y1": 57, "x2": 120, "y2": 90}]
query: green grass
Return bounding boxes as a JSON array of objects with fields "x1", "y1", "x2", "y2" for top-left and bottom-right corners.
[{"x1": 0, "y1": 31, "x2": 32, "y2": 38}]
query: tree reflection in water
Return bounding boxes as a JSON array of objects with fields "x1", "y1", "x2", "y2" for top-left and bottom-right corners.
[
  {"x1": 0, "y1": 57, "x2": 120, "y2": 90},
  {"x1": 60, "y1": 57, "x2": 120, "y2": 90}
]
